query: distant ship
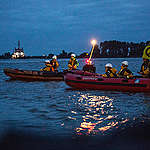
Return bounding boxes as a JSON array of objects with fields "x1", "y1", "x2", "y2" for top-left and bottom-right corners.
[{"x1": 12, "y1": 40, "x2": 25, "y2": 59}]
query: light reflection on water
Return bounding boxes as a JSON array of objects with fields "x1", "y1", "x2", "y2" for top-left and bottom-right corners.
[{"x1": 68, "y1": 93, "x2": 129, "y2": 135}]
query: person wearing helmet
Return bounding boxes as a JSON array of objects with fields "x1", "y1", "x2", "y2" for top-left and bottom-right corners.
[
  {"x1": 40, "y1": 60, "x2": 52, "y2": 71},
  {"x1": 40, "y1": 55, "x2": 59, "y2": 72},
  {"x1": 68, "y1": 54, "x2": 79, "y2": 70},
  {"x1": 117, "y1": 61, "x2": 133, "y2": 78},
  {"x1": 102, "y1": 63, "x2": 117, "y2": 78},
  {"x1": 138, "y1": 58, "x2": 150, "y2": 77},
  {"x1": 50, "y1": 55, "x2": 59, "y2": 72}
]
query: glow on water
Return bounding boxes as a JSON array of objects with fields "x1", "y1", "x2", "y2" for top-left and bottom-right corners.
[{"x1": 67, "y1": 93, "x2": 129, "y2": 135}]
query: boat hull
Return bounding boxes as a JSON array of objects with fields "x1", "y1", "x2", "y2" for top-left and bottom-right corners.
[
  {"x1": 4, "y1": 68, "x2": 64, "y2": 81},
  {"x1": 64, "y1": 70, "x2": 150, "y2": 92}
]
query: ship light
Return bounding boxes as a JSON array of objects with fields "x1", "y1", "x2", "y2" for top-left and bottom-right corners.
[
  {"x1": 86, "y1": 59, "x2": 92, "y2": 65},
  {"x1": 91, "y1": 39, "x2": 97, "y2": 46}
]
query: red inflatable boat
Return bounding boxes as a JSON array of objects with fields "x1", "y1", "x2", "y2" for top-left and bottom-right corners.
[
  {"x1": 64, "y1": 70, "x2": 150, "y2": 92},
  {"x1": 4, "y1": 68, "x2": 64, "y2": 81}
]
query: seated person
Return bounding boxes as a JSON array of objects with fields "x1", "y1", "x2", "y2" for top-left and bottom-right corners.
[
  {"x1": 102, "y1": 63, "x2": 117, "y2": 78},
  {"x1": 117, "y1": 61, "x2": 133, "y2": 78},
  {"x1": 82, "y1": 59, "x2": 96, "y2": 73},
  {"x1": 68, "y1": 54, "x2": 79, "y2": 70},
  {"x1": 40, "y1": 60, "x2": 52, "y2": 71},
  {"x1": 138, "y1": 58, "x2": 150, "y2": 78},
  {"x1": 40, "y1": 56, "x2": 59, "y2": 72}
]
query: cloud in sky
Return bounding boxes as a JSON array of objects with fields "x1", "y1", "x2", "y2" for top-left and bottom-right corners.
[{"x1": 0, "y1": 0, "x2": 150, "y2": 55}]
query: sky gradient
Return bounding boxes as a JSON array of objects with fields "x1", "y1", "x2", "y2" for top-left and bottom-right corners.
[{"x1": 0, "y1": 0, "x2": 150, "y2": 55}]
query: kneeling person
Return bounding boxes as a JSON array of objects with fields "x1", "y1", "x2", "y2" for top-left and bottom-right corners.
[
  {"x1": 68, "y1": 54, "x2": 79, "y2": 70},
  {"x1": 50, "y1": 55, "x2": 59, "y2": 72}
]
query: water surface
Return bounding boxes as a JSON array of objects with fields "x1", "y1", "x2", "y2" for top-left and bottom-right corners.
[{"x1": 0, "y1": 58, "x2": 150, "y2": 150}]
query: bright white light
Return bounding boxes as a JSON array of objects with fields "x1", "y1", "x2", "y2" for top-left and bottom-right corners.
[{"x1": 91, "y1": 39, "x2": 97, "y2": 46}]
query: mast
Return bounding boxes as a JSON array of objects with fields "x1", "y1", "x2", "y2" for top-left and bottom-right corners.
[{"x1": 18, "y1": 40, "x2": 20, "y2": 49}]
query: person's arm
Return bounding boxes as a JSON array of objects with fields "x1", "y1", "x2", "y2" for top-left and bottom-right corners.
[
  {"x1": 55, "y1": 61, "x2": 59, "y2": 69},
  {"x1": 119, "y1": 68, "x2": 125, "y2": 76},
  {"x1": 126, "y1": 68, "x2": 133, "y2": 75},
  {"x1": 140, "y1": 63, "x2": 143, "y2": 72},
  {"x1": 75, "y1": 60, "x2": 79, "y2": 67}
]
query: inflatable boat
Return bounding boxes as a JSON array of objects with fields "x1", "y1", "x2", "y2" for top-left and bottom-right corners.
[
  {"x1": 64, "y1": 70, "x2": 150, "y2": 92},
  {"x1": 4, "y1": 68, "x2": 64, "y2": 81}
]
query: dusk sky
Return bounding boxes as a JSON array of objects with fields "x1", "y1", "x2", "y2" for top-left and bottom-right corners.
[{"x1": 0, "y1": 0, "x2": 150, "y2": 56}]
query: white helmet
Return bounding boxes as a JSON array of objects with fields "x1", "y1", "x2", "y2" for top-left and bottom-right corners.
[
  {"x1": 45, "y1": 60, "x2": 50, "y2": 63},
  {"x1": 52, "y1": 55, "x2": 57, "y2": 59},
  {"x1": 71, "y1": 53, "x2": 76, "y2": 57},
  {"x1": 105, "y1": 63, "x2": 112, "y2": 68},
  {"x1": 122, "y1": 61, "x2": 128, "y2": 66}
]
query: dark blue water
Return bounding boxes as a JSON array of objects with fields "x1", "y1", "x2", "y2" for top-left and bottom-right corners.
[{"x1": 0, "y1": 58, "x2": 150, "y2": 150}]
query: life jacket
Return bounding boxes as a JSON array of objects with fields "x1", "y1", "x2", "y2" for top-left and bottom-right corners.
[
  {"x1": 118, "y1": 67, "x2": 133, "y2": 78},
  {"x1": 40, "y1": 63, "x2": 52, "y2": 72},
  {"x1": 103, "y1": 67, "x2": 117, "y2": 78},
  {"x1": 50, "y1": 60, "x2": 59, "y2": 71},
  {"x1": 41, "y1": 61, "x2": 57, "y2": 72},
  {"x1": 68, "y1": 58, "x2": 79, "y2": 70},
  {"x1": 140, "y1": 62, "x2": 150, "y2": 75}
]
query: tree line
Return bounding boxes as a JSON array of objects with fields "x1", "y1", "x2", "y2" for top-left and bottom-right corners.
[
  {"x1": 0, "y1": 40, "x2": 150, "y2": 59},
  {"x1": 91, "y1": 40, "x2": 150, "y2": 58},
  {"x1": 57, "y1": 40, "x2": 150, "y2": 58}
]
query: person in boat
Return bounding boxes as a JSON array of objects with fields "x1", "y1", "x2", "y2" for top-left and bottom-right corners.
[
  {"x1": 40, "y1": 60, "x2": 52, "y2": 71},
  {"x1": 117, "y1": 61, "x2": 133, "y2": 78},
  {"x1": 138, "y1": 58, "x2": 150, "y2": 78},
  {"x1": 50, "y1": 55, "x2": 59, "y2": 72},
  {"x1": 138, "y1": 42, "x2": 150, "y2": 77},
  {"x1": 82, "y1": 59, "x2": 96, "y2": 73},
  {"x1": 40, "y1": 56, "x2": 59, "y2": 72},
  {"x1": 68, "y1": 54, "x2": 79, "y2": 70},
  {"x1": 102, "y1": 63, "x2": 117, "y2": 78}
]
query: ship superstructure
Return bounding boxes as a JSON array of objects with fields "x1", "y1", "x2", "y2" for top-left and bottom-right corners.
[{"x1": 12, "y1": 40, "x2": 25, "y2": 58}]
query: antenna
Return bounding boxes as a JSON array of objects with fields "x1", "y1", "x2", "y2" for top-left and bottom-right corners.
[{"x1": 18, "y1": 40, "x2": 20, "y2": 49}]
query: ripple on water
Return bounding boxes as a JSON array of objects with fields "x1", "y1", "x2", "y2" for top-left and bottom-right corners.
[
  {"x1": 64, "y1": 93, "x2": 130, "y2": 136},
  {"x1": 28, "y1": 108, "x2": 49, "y2": 114}
]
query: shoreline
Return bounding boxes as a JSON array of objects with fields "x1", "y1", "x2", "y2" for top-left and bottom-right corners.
[{"x1": 0, "y1": 56, "x2": 142, "y2": 59}]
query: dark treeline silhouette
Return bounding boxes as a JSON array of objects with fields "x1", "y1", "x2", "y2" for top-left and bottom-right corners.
[
  {"x1": 0, "y1": 40, "x2": 150, "y2": 59},
  {"x1": 57, "y1": 50, "x2": 75, "y2": 58},
  {"x1": 91, "y1": 40, "x2": 150, "y2": 58},
  {"x1": 0, "y1": 52, "x2": 11, "y2": 59}
]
